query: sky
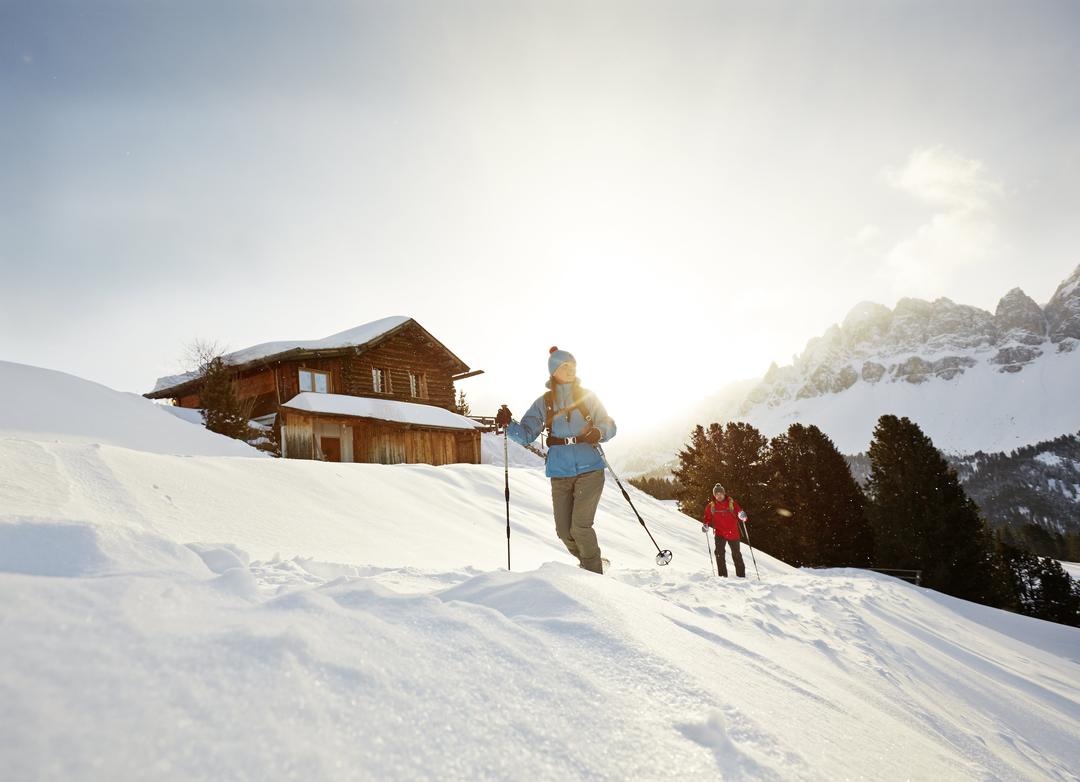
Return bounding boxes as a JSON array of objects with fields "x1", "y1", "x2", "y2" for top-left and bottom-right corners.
[{"x1": 2, "y1": 0, "x2": 1079, "y2": 429}]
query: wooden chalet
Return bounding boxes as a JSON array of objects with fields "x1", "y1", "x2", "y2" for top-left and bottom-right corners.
[{"x1": 145, "y1": 317, "x2": 484, "y2": 465}]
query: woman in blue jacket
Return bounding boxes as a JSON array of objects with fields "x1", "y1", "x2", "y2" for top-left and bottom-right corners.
[{"x1": 495, "y1": 347, "x2": 617, "y2": 574}]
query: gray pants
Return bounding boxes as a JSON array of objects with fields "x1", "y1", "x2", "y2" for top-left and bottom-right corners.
[{"x1": 550, "y1": 469, "x2": 605, "y2": 573}]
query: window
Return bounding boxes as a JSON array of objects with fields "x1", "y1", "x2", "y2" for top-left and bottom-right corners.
[
  {"x1": 299, "y1": 368, "x2": 330, "y2": 394},
  {"x1": 372, "y1": 367, "x2": 392, "y2": 394},
  {"x1": 409, "y1": 372, "x2": 428, "y2": 398}
]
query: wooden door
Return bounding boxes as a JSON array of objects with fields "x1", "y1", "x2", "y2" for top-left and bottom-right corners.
[{"x1": 320, "y1": 437, "x2": 342, "y2": 462}]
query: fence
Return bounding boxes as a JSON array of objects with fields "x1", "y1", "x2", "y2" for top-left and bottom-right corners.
[
  {"x1": 868, "y1": 568, "x2": 922, "y2": 586},
  {"x1": 469, "y1": 415, "x2": 497, "y2": 433},
  {"x1": 809, "y1": 567, "x2": 922, "y2": 586}
]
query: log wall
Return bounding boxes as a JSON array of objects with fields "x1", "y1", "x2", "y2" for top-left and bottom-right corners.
[
  {"x1": 281, "y1": 411, "x2": 480, "y2": 466},
  {"x1": 267, "y1": 326, "x2": 459, "y2": 412},
  {"x1": 352, "y1": 419, "x2": 480, "y2": 465}
]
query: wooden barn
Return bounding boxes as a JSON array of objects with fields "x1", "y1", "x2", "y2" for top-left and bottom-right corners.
[{"x1": 145, "y1": 316, "x2": 484, "y2": 465}]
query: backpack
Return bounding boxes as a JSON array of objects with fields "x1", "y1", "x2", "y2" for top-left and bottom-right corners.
[
  {"x1": 543, "y1": 381, "x2": 594, "y2": 440},
  {"x1": 707, "y1": 497, "x2": 736, "y2": 517}
]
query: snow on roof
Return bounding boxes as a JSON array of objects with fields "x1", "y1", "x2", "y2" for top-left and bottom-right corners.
[
  {"x1": 151, "y1": 316, "x2": 411, "y2": 393},
  {"x1": 281, "y1": 392, "x2": 481, "y2": 431}
]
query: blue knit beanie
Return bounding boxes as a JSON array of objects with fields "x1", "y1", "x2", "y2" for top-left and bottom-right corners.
[{"x1": 548, "y1": 346, "x2": 576, "y2": 376}]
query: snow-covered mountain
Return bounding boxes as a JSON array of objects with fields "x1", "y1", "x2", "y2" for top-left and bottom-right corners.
[
  {"x1": 2, "y1": 361, "x2": 1078, "y2": 780},
  {"x1": 739, "y1": 264, "x2": 1080, "y2": 454}
]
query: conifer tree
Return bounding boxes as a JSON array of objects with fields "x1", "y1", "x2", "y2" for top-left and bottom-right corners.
[
  {"x1": 673, "y1": 421, "x2": 770, "y2": 531},
  {"x1": 865, "y1": 415, "x2": 995, "y2": 602},
  {"x1": 1029, "y1": 559, "x2": 1080, "y2": 627},
  {"x1": 994, "y1": 528, "x2": 1080, "y2": 626},
  {"x1": 628, "y1": 476, "x2": 679, "y2": 501},
  {"x1": 199, "y1": 357, "x2": 250, "y2": 440},
  {"x1": 767, "y1": 424, "x2": 873, "y2": 568}
]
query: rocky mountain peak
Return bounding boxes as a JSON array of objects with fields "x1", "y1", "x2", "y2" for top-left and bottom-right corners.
[
  {"x1": 1045, "y1": 263, "x2": 1080, "y2": 345},
  {"x1": 840, "y1": 301, "x2": 892, "y2": 346},
  {"x1": 737, "y1": 266, "x2": 1080, "y2": 416},
  {"x1": 926, "y1": 298, "x2": 996, "y2": 351},
  {"x1": 993, "y1": 288, "x2": 1046, "y2": 346}
]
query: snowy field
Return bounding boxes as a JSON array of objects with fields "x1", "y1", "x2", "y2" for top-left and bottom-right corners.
[{"x1": 1, "y1": 361, "x2": 1078, "y2": 781}]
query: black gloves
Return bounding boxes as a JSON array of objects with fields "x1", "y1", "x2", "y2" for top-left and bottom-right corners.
[
  {"x1": 579, "y1": 426, "x2": 603, "y2": 445},
  {"x1": 494, "y1": 405, "x2": 513, "y2": 428}
]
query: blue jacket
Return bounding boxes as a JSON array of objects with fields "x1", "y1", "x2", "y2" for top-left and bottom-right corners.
[{"x1": 506, "y1": 382, "x2": 616, "y2": 478}]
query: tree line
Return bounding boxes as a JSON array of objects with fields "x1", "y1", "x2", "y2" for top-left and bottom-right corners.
[{"x1": 656, "y1": 415, "x2": 1079, "y2": 627}]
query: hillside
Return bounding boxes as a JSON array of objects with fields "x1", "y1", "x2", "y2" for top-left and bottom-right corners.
[
  {"x1": 1, "y1": 363, "x2": 1078, "y2": 780},
  {"x1": 0, "y1": 360, "x2": 261, "y2": 457}
]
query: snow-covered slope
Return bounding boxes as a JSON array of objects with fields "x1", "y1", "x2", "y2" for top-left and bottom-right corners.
[
  {"x1": 0, "y1": 360, "x2": 261, "y2": 457},
  {"x1": 2, "y1": 364, "x2": 1079, "y2": 780},
  {"x1": 738, "y1": 265, "x2": 1080, "y2": 454}
]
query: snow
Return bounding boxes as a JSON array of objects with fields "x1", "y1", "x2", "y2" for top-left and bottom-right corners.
[
  {"x1": 151, "y1": 315, "x2": 411, "y2": 392},
  {"x1": 157, "y1": 403, "x2": 205, "y2": 426},
  {"x1": 1035, "y1": 451, "x2": 1064, "y2": 467},
  {"x1": 481, "y1": 431, "x2": 547, "y2": 469},
  {"x1": 282, "y1": 391, "x2": 481, "y2": 430},
  {"x1": 0, "y1": 360, "x2": 261, "y2": 457},
  {"x1": 2, "y1": 362, "x2": 1079, "y2": 781},
  {"x1": 744, "y1": 348, "x2": 1080, "y2": 454}
]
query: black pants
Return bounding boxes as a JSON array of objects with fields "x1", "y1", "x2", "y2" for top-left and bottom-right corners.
[{"x1": 715, "y1": 536, "x2": 745, "y2": 578}]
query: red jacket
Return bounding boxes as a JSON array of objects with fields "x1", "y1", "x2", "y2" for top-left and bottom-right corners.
[{"x1": 702, "y1": 496, "x2": 746, "y2": 541}]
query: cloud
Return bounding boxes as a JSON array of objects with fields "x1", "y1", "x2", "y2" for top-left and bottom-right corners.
[
  {"x1": 883, "y1": 145, "x2": 1004, "y2": 213},
  {"x1": 880, "y1": 146, "x2": 1006, "y2": 293}
]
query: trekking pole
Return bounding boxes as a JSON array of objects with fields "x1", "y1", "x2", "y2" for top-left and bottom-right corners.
[
  {"x1": 740, "y1": 519, "x2": 759, "y2": 580},
  {"x1": 704, "y1": 527, "x2": 716, "y2": 577},
  {"x1": 503, "y1": 426, "x2": 511, "y2": 571},
  {"x1": 595, "y1": 445, "x2": 673, "y2": 566}
]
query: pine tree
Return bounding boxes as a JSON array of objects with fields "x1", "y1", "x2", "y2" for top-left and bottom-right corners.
[
  {"x1": 767, "y1": 424, "x2": 873, "y2": 568},
  {"x1": 628, "y1": 475, "x2": 680, "y2": 500},
  {"x1": 199, "y1": 357, "x2": 249, "y2": 440},
  {"x1": 673, "y1": 421, "x2": 771, "y2": 532},
  {"x1": 865, "y1": 415, "x2": 995, "y2": 602},
  {"x1": 1029, "y1": 559, "x2": 1080, "y2": 627},
  {"x1": 994, "y1": 529, "x2": 1080, "y2": 626}
]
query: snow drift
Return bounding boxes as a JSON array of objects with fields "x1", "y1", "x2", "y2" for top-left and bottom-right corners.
[
  {"x1": 1, "y1": 362, "x2": 1078, "y2": 781},
  {"x1": 0, "y1": 360, "x2": 260, "y2": 457}
]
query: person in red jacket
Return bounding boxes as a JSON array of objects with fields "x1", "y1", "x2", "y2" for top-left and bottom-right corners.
[{"x1": 702, "y1": 483, "x2": 749, "y2": 578}]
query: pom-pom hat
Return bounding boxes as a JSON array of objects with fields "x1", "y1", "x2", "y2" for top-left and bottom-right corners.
[{"x1": 548, "y1": 346, "x2": 576, "y2": 376}]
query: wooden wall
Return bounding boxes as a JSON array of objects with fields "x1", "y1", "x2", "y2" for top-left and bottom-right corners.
[
  {"x1": 283, "y1": 412, "x2": 317, "y2": 460},
  {"x1": 353, "y1": 418, "x2": 480, "y2": 465},
  {"x1": 270, "y1": 325, "x2": 460, "y2": 412},
  {"x1": 281, "y1": 411, "x2": 480, "y2": 466}
]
